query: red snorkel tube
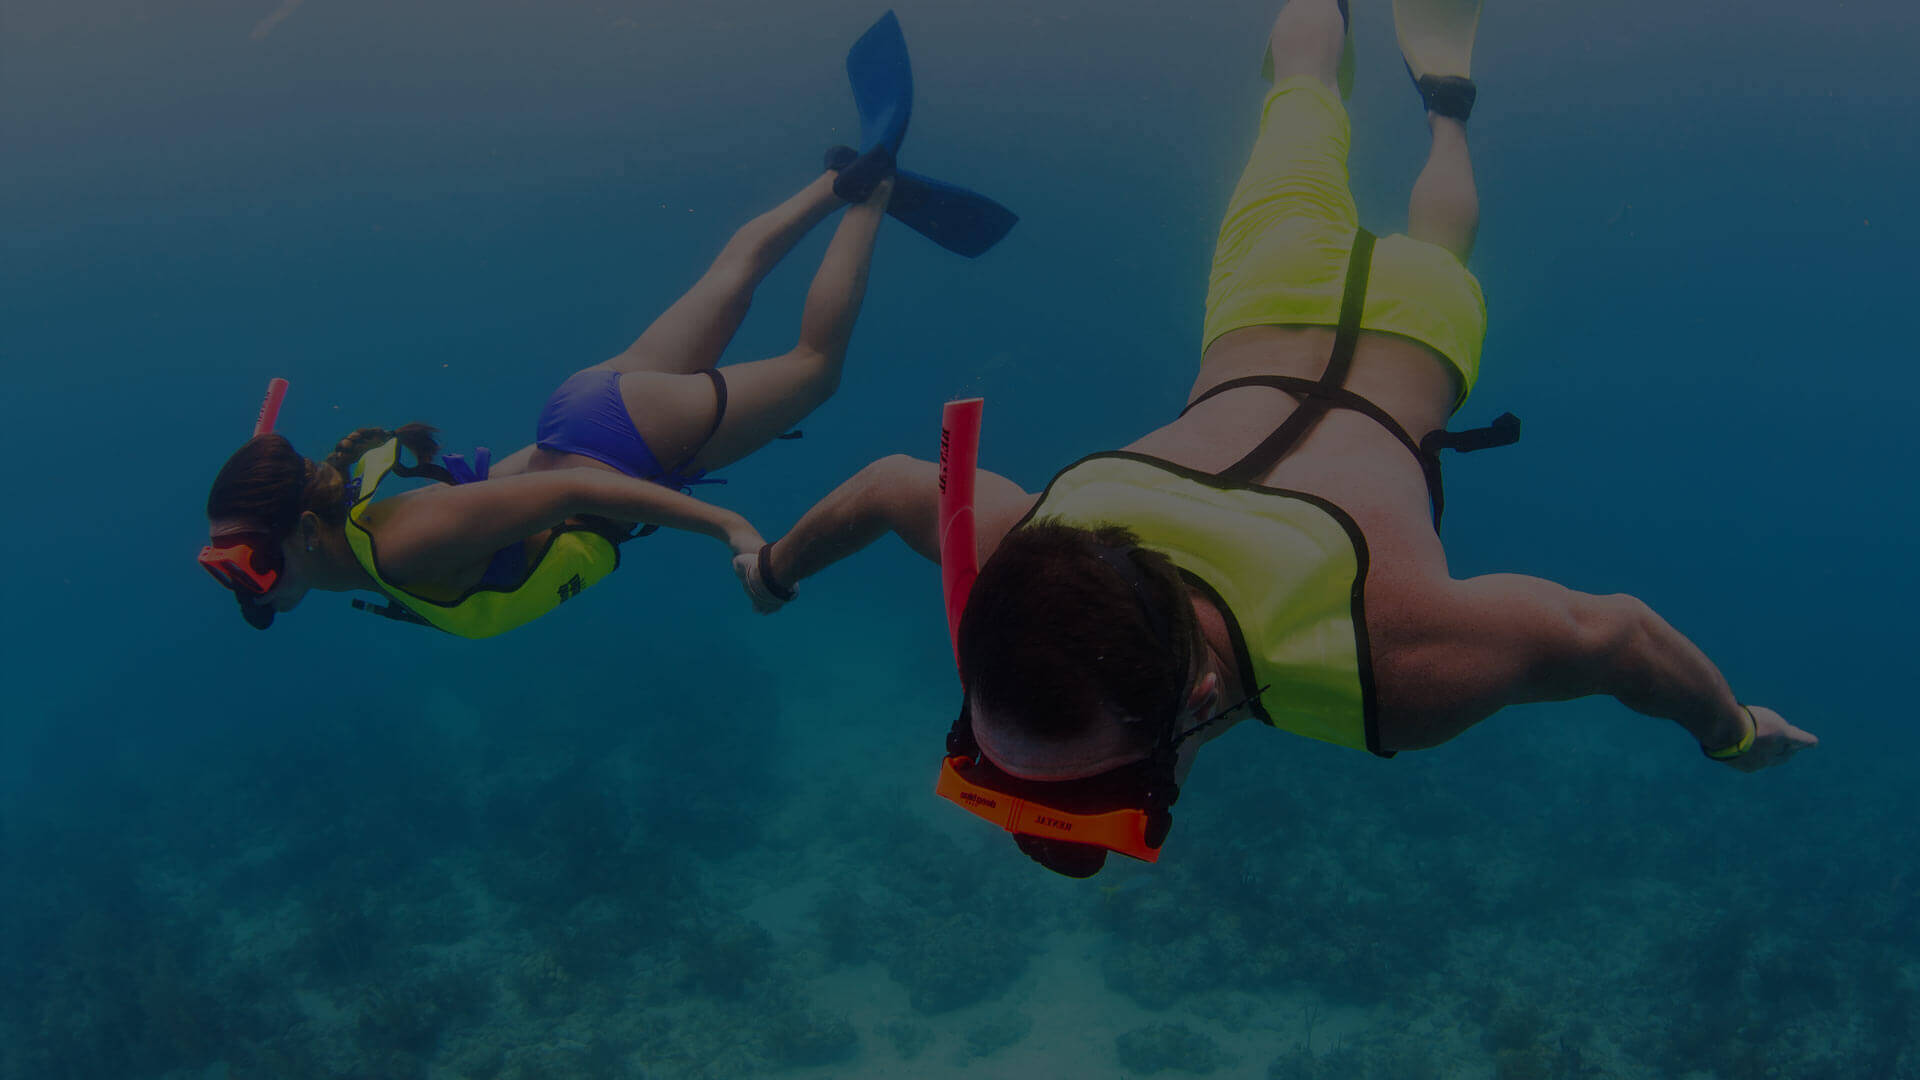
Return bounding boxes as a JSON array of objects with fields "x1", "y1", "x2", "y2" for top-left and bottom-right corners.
[
  {"x1": 938, "y1": 398, "x2": 983, "y2": 673},
  {"x1": 253, "y1": 377, "x2": 289, "y2": 437}
]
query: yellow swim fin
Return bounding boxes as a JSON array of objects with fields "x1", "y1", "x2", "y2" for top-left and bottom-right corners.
[
  {"x1": 1394, "y1": 0, "x2": 1481, "y2": 79},
  {"x1": 1394, "y1": 0, "x2": 1481, "y2": 119},
  {"x1": 1260, "y1": 0, "x2": 1355, "y2": 101}
]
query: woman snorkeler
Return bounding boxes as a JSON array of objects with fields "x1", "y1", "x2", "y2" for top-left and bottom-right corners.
[
  {"x1": 199, "y1": 13, "x2": 1013, "y2": 637},
  {"x1": 199, "y1": 170, "x2": 902, "y2": 637}
]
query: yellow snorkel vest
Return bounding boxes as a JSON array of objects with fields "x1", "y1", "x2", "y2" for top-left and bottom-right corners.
[
  {"x1": 1023, "y1": 452, "x2": 1383, "y2": 755},
  {"x1": 342, "y1": 438, "x2": 620, "y2": 639}
]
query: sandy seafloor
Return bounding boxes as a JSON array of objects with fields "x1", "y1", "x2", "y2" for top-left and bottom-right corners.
[{"x1": 4, "y1": 0, "x2": 1918, "y2": 1077}]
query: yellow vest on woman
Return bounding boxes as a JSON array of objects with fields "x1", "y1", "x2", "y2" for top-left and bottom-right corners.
[{"x1": 342, "y1": 437, "x2": 620, "y2": 639}]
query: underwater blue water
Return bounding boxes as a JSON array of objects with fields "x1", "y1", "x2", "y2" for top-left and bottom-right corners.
[{"x1": 4, "y1": 1, "x2": 1916, "y2": 1077}]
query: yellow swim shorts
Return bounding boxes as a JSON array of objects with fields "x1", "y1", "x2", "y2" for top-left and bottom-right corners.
[{"x1": 1203, "y1": 76, "x2": 1487, "y2": 404}]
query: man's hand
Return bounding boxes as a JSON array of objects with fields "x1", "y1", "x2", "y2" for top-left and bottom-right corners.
[
  {"x1": 734, "y1": 544, "x2": 793, "y2": 615},
  {"x1": 1721, "y1": 705, "x2": 1818, "y2": 773}
]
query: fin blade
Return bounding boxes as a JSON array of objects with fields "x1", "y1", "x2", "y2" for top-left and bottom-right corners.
[
  {"x1": 888, "y1": 169, "x2": 1018, "y2": 258},
  {"x1": 845, "y1": 10, "x2": 912, "y2": 154},
  {"x1": 1393, "y1": 0, "x2": 1481, "y2": 80}
]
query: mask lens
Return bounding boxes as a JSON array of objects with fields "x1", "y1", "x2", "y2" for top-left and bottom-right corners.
[
  {"x1": 200, "y1": 559, "x2": 242, "y2": 589},
  {"x1": 199, "y1": 534, "x2": 281, "y2": 597}
]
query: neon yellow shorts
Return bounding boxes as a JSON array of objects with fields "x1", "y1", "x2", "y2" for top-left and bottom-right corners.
[{"x1": 1203, "y1": 77, "x2": 1487, "y2": 404}]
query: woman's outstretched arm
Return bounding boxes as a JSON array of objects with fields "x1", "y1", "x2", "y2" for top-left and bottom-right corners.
[{"x1": 369, "y1": 469, "x2": 763, "y2": 579}]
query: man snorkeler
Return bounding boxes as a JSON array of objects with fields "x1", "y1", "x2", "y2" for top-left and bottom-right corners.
[{"x1": 735, "y1": 0, "x2": 1818, "y2": 877}]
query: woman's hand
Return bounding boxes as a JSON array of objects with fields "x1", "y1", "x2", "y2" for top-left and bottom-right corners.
[
  {"x1": 734, "y1": 542, "x2": 795, "y2": 615},
  {"x1": 1720, "y1": 705, "x2": 1818, "y2": 773},
  {"x1": 724, "y1": 517, "x2": 766, "y2": 561}
]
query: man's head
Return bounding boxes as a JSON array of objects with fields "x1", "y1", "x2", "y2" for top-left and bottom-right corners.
[
  {"x1": 957, "y1": 521, "x2": 1200, "y2": 762},
  {"x1": 946, "y1": 521, "x2": 1224, "y2": 876}
]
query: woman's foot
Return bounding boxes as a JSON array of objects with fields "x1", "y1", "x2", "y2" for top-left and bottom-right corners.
[{"x1": 825, "y1": 144, "x2": 895, "y2": 202}]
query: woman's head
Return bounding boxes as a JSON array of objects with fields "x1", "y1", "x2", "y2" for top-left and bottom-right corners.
[{"x1": 201, "y1": 424, "x2": 438, "y2": 627}]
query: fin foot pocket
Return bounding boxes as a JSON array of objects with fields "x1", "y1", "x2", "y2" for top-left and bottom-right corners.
[
  {"x1": 829, "y1": 144, "x2": 897, "y2": 202},
  {"x1": 1412, "y1": 72, "x2": 1476, "y2": 121}
]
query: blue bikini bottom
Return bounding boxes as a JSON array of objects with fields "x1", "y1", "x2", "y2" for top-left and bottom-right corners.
[{"x1": 535, "y1": 368, "x2": 727, "y2": 491}]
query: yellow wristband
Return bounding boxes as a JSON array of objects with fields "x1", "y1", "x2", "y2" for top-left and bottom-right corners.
[{"x1": 1703, "y1": 705, "x2": 1757, "y2": 760}]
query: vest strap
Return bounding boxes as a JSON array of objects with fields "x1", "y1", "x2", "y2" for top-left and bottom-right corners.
[
  {"x1": 1179, "y1": 229, "x2": 1520, "y2": 532},
  {"x1": 1214, "y1": 229, "x2": 1376, "y2": 487}
]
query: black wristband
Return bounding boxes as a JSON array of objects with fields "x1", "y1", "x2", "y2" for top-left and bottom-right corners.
[{"x1": 758, "y1": 544, "x2": 797, "y2": 602}]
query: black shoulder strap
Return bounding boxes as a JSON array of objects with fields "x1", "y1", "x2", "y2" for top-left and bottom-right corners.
[
  {"x1": 388, "y1": 441, "x2": 459, "y2": 486},
  {"x1": 1215, "y1": 229, "x2": 1375, "y2": 486},
  {"x1": 351, "y1": 597, "x2": 439, "y2": 628},
  {"x1": 1420, "y1": 412, "x2": 1521, "y2": 455}
]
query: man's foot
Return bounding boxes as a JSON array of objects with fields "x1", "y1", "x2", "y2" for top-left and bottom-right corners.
[
  {"x1": 1410, "y1": 71, "x2": 1476, "y2": 121},
  {"x1": 1261, "y1": 0, "x2": 1353, "y2": 99}
]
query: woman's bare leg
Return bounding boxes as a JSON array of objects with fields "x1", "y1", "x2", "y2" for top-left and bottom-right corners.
[
  {"x1": 620, "y1": 178, "x2": 893, "y2": 474},
  {"x1": 1408, "y1": 115, "x2": 1478, "y2": 263},
  {"x1": 604, "y1": 172, "x2": 845, "y2": 376}
]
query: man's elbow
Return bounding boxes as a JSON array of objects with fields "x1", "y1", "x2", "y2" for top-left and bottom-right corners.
[
  {"x1": 860, "y1": 455, "x2": 940, "y2": 559},
  {"x1": 863, "y1": 455, "x2": 935, "y2": 504},
  {"x1": 1565, "y1": 593, "x2": 1654, "y2": 694},
  {"x1": 867, "y1": 453, "x2": 929, "y2": 478}
]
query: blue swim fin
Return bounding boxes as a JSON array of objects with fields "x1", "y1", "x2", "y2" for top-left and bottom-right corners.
[
  {"x1": 846, "y1": 10, "x2": 911, "y2": 156},
  {"x1": 888, "y1": 168, "x2": 1019, "y2": 259},
  {"x1": 829, "y1": 12, "x2": 1017, "y2": 258},
  {"x1": 826, "y1": 145, "x2": 1018, "y2": 258}
]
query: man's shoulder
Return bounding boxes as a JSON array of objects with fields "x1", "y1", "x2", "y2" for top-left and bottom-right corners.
[
  {"x1": 1359, "y1": 555, "x2": 1462, "y2": 658},
  {"x1": 977, "y1": 492, "x2": 1041, "y2": 557}
]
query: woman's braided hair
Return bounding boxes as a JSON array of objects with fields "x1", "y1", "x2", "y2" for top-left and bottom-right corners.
[{"x1": 206, "y1": 423, "x2": 440, "y2": 534}]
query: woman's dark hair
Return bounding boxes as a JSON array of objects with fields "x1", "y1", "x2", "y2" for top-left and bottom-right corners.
[
  {"x1": 956, "y1": 520, "x2": 1196, "y2": 745},
  {"x1": 206, "y1": 423, "x2": 440, "y2": 534}
]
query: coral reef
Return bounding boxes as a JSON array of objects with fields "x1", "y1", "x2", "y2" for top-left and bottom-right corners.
[
  {"x1": 880, "y1": 1018, "x2": 934, "y2": 1060},
  {"x1": 955, "y1": 1009, "x2": 1032, "y2": 1063},
  {"x1": 1115, "y1": 1022, "x2": 1228, "y2": 1075},
  {"x1": 759, "y1": 1007, "x2": 859, "y2": 1067},
  {"x1": 5, "y1": 630, "x2": 1915, "y2": 1080}
]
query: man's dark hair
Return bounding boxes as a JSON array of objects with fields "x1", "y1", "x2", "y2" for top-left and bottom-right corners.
[{"x1": 957, "y1": 520, "x2": 1195, "y2": 746}]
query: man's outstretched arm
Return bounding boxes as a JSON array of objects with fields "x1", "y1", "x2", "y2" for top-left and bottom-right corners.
[
  {"x1": 1376, "y1": 574, "x2": 1817, "y2": 771},
  {"x1": 735, "y1": 454, "x2": 1033, "y2": 612}
]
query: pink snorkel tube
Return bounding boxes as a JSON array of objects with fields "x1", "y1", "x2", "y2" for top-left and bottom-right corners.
[
  {"x1": 938, "y1": 398, "x2": 984, "y2": 674},
  {"x1": 253, "y1": 377, "x2": 289, "y2": 437}
]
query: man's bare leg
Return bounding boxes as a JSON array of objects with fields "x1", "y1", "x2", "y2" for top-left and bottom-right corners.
[
  {"x1": 1397, "y1": 0, "x2": 1481, "y2": 263},
  {"x1": 1266, "y1": 0, "x2": 1347, "y2": 92},
  {"x1": 608, "y1": 173, "x2": 845, "y2": 376},
  {"x1": 1408, "y1": 115, "x2": 1478, "y2": 263}
]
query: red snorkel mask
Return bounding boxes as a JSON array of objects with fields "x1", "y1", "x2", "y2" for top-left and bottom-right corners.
[
  {"x1": 933, "y1": 399, "x2": 1180, "y2": 876},
  {"x1": 198, "y1": 379, "x2": 291, "y2": 628}
]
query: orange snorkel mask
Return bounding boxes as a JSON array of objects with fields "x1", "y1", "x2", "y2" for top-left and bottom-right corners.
[
  {"x1": 198, "y1": 378, "x2": 292, "y2": 628},
  {"x1": 934, "y1": 400, "x2": 1189, "y2": 878}
]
